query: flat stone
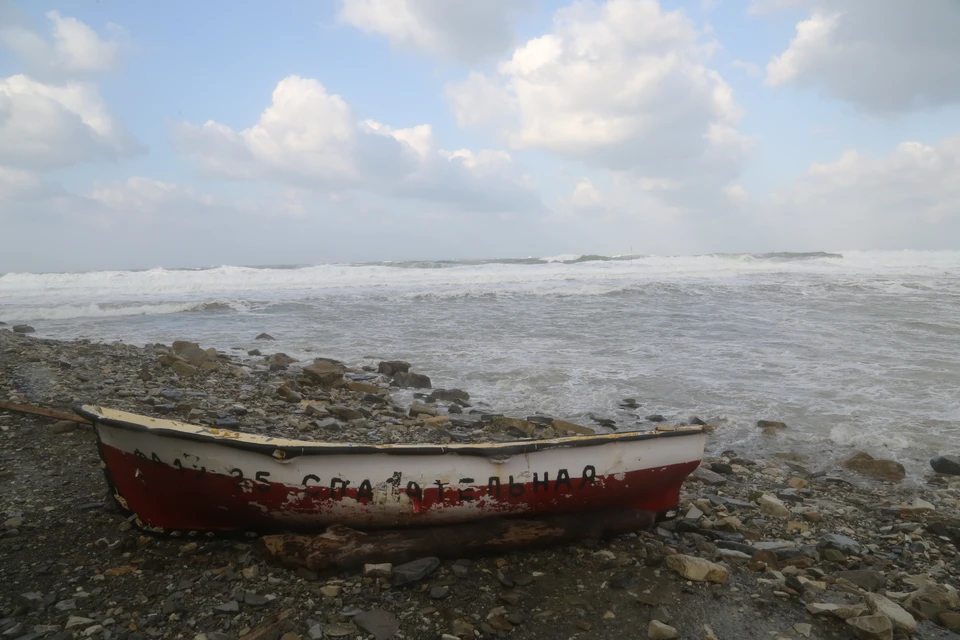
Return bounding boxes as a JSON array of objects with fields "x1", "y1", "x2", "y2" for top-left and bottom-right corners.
[
  {"x1": 819, "y1": 533, "x2": 861, "y2": 555},
  {"x1": 65, "y1": 618, "x2": 94, "y2": 630},
  {"x1": 430, "y1": 586, "x2": 450, "y2": 600},
  {"x1": 691, "y1": 467, "x2": 727, "y2": 486},
  {"x1": 835, "y1": 570, "x2": 886, "y2": 592},
  {"x1": 353, "y1": 609, "x2": 399, "y2": 640},
  {"x1": 842, "y1": 452, "x2": 905, "y2": 482},
  {"x1": 864, "y1": 593, "x2": 916, "y2": 632},
  {"x1": 759, "y1": 494, "x2": 791, "y2": 519},
  {"x1": 757, "y1": 420, "x2": 787, "y2": 429},
  {"x1": 215, "y1": 601, "x2": 239, "y2": 613},
  {"x1": 391, "y1": 557, "x2": 440, "y2": 585}
]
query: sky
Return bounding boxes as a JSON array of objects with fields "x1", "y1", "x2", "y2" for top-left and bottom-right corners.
[{"x1": 2, "y1": 0, "x2": 960, "y2": 272}]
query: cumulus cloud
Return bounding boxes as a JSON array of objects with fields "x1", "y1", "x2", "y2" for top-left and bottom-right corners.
[
  {"x1": 337, "y1": 0, "x2": 530, "y2": 63},
  {"x1": 767, "y1": 135, "x2": 960, "y2": 247},
  {"x1": 761, "y1": 0, "x2": 960, "y2": 113},
  {"x1": 0, "y1": 4, "x2": 124, "y2": 81},
  {"x1": 0, "y1": 4, "x2": 141, "y2": 187},
  {"x1": 0, "y1": 75, "x2": 142, "y2": 171},
  {"x1": 174, "y1": 75, "x2": 542, "y2": 214},
  {"x1": 445, "y1": 0, "x2": 748, "y2": 192}
]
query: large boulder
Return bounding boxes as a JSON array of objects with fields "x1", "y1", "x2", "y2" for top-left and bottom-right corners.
[
  {"x1": 378, "y1": 360, "x2": 411, "y2": 376},
  {"x1": 393, "y1": 371, "x2": 432, "y2": 389},
  {"x1": 12, "y1": 324, "x2": 35, "y2": 334},
  {"x1": 930, "y1": 455, "x2": 960, "y2": 476},
  {"x1": 842, "y1": 452, "x2": 905, "y2": 482},
  {"x1": 427, "y1": 388, "x2": 470, "y2": 403}
]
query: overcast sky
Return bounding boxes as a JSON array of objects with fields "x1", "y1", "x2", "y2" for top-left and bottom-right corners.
[{"x1": 2, "y1": 0, "x2": 960, "y2": 273}]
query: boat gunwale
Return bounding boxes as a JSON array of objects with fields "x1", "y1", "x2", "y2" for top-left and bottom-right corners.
[{"x1": 77, "y1": 405, "x2": 705, "y2": 460}]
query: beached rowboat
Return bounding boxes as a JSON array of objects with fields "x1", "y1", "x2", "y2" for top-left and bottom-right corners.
[{"x1": 77, "y1": 405, "x2": 707, "y2": 535}]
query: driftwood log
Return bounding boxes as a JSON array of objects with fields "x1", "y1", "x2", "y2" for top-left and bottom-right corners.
[{"x1": 258, "y1": 508, "x2": 656, "y2": 572}]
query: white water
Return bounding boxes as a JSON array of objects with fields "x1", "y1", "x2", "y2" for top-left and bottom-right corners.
[{"x1": 2, "y1": 250, "x2": 959, "y2": 471}]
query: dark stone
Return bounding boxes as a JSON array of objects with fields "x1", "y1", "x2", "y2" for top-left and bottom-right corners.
[
  {"x1": 448, "y1": 404, "x2": 462, "y2": 414},
  {"x1": 254, "y1": 333, "x2": 275, "y2": 341},
  {"x1": 353, "y1": 609, "x2": 399, "y2": 640},
  {"x1": 242, "y1": 592, "x2": 268, "y2": 606},
  {"x1": 706, "y1": 530, "x2": 745, "y2": 543},
  {"x1": 690, "y1": 467, "x2": 727, "y2": 485},
  {"x1": 216, "y1": 417, "x2": 240, "y2": 428},
  {"x1": 12, "y1": 325, "x2": 35, "y2": 334},
  {"x1": 391, "y1": 557, "x2": 440, "y2": 585},
  {"x1": 715, "y1": 540, "x2": 756, "y2": 555},
  {"x1": 429, "y1": 586, "x2": 450, "y2": 600},
  {"x1": 689, "y1": 416, "x2": 707, "y2": 426},
  {"x1": 154, "y1": 404, "x2": 176, "y2": 413},
  {"x1": 931, "y1": 455, "x2": 960, "y2": 476},
  {"x1": 757, "y1": 420, "x2": 787, "y2": 429},
  {"x1": 427, "y1": 389, "x2": 470, "y2": 403},
  {"x1": 645, "y1": 414, "x2": 665, "y2": 422},
  {"x1": 160, "y1": 390, "x2": 183, "y2": 400},
  {"x1": 247, "y1": 349, "x2": 261, "y2": 356},
  {"x1": 216, "y1": 601, "x2": 239, "y2": 613},
  {"x1": 607, "y1": 571, "x2": 639, "y2": 589},
  {"x1": 710, "y1": 462, "x2": 734, "y2": 475},
  {"x1": 834, "y1": 570, "x2": 886, "y2": 592},
  {"x1": 705, "y1": 495, "x2": 755, "y2": 509}
]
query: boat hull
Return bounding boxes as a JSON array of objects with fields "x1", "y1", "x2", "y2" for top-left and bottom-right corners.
[{"x1": 80, "y1": 406, "x2": 706, "y2": 535}]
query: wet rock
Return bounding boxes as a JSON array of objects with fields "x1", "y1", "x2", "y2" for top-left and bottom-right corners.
[
  {"x1": 846, "y1": 615, "x2": 892, "y2": 640},
  {"x1": 756, "y1": 420, "x2": 787, "y2": 430},
  {"x1": 378, "y1": 361, "x2": 411, "y2": 376},
  {"x1": 254, "y1": 333, "x2": 275, "y2": 340},
  {"x1": 645, "y1": 414, "x2": 665, "y2": 423},
  {"x1": 647, "y1": 620, "x2": 678, "y2": 639},
  {"x1": 393, "y1": 371, "x2": 432, "y2": 389},
  {"x1": 353, "y1": 609, "x2": 399, "y2": 640},
  {"x1": 247, "y1": 349, "x2": 261, "y2": 356},
  {"x1": 391, "y1": 557, "x2": 440, "y2": 585},
  {"x1": 664, "y1": 555, "x2": 728, "y2": 583},
  {"x1": 12, "y1": 325, "x2": 35, "y2": 334},
  {"x1": 327, "y1": 405, "x2": 363, "y2": 421},
  {"x1": 930, "y1": 455, "x2": 960, "y2": 476},
  {"x1": 428, "y1": 389, "x2": 470, "y2": 403},
  {"x1": 277, "y1": 385, "x2": 302, "y2": 403},
  {"x1": 215, "y1": 601, "x2": 239, "y2": 613},
  {"x1": 842, "y1": 452, "x2": 905, "y2": 482},
  {"x1": 430, "y1": 586, "x2": 450, "y2": 600},
  {"x1": 939, "y1": 612, "x2": 960, "y2": 632}
]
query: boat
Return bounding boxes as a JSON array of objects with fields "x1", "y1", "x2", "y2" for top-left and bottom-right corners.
[{"x1": 76, "y1": 405, "x2": 707, "y2": 535}]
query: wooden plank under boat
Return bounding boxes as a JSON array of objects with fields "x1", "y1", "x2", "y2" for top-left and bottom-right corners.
[{"x1": 76, "y1": 405, "x2": 707, "y2": 536}]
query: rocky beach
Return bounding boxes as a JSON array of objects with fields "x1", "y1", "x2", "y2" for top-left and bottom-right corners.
[{"x1": 3, "y1": 328, "x2": 960, "y2": 640}]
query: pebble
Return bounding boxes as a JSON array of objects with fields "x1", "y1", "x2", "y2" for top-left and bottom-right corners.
[{"x1": 647, "y1": 620, "x2": 679, "y2": 639}]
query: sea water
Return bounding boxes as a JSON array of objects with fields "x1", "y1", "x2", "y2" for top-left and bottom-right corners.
[{"x1": 2, "y1": 251, "x2": 959, "y2": 473}]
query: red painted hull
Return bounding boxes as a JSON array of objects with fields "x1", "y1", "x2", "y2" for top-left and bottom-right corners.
[{"x1": 101, "y1": 443, "x2": 699, "y2": 533}]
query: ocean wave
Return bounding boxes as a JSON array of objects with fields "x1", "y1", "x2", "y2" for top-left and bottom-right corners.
[{"x1": 0, "y1": 299, "x2": 253, "y2": 322}]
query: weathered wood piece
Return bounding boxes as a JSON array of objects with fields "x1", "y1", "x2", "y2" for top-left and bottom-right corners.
[
  {"x1": 258, "y1": 508, "x2": 656, "y2": 572},
  {"x1": 0, "y1": 400, "x2": 92, "y2": 425}
]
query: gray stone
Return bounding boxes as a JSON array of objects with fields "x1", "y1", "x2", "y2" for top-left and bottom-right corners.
[
  {"x1": 254, "y1": 333, "x2": 275, "y2": 341},
  {"x1": 430, "y1": 586, "x2": 450, "y2": 600},
  {"x1": 307, "y1": 625, "x2": 323, "y2": 640},
  {"x1": 819, "y1": 533, "x2": 861, "y2": 555},
  {"x1": 835, "y1": 570, "x2": 886, "y2": 592},
  {"x1": 757, "y1": 420, "x2": 787, "y2": 429},
  {"x1": 215, "y1": 601, "x2": 239, "y2": 613},
  {"x1": 393, "y1": 371, "x2": 432, "y2": 389},
  {"x1": 353, "y1": 609, "x2": 399, "y2": 640},
  {"x1": 691, "y1": 467, "x2": 727, "y2": 486},
  {"x1": 12, "y1": 325, "x2": 35, "y2": 334},
  {"x1": 391, "y1": 557, "x2": 440, "y2": 585}
]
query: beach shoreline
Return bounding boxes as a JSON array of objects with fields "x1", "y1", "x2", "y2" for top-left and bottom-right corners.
[{"x1": 2, "y1": 329, "x2": 960, "y2": 639}]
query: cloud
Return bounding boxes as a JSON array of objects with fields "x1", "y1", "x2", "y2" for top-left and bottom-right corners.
[
  {"x1": 174, "y1": 75, "x2": 543, "y2": 214},
  {"x1": 0, "y1": 4, "x2": 124, "y2": 81},
  {"x1": 767, "y1": 135, "x2": 960, "y2": 247},
  {"x1": 337, "y1": 0, "x2": 530, "y2": 63},
  {"x1": 445, "y1": 0, "x2": 748, "y2": 190},
  {"x1": 0, "y1": 74, "x2": 142, "y2": 171},
  {"x1": 762, "y1": 0, "x2": 960, "y2": 114},
  {"x1": 731, "y1": 59, "x2": 762, "y2": 77},
  {"x1": 0, "y1": 6, "x2": 142, "y2": 176}
]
